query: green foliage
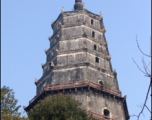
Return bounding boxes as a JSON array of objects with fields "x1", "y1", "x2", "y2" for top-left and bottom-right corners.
[
  {"x1": 1, "y1": 86, "x2": 29, "y2": 120},
  {"x1": 28, "y1": 94, "x2": 95, "y2": 120},
  {"x1": 102, "y1": 81, "x2": 112, "y2": 89}
]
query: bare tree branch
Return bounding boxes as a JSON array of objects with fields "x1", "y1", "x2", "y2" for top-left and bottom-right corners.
[
  {"x1": 132, "y1": 57, "x2": 151, "y2": 78},
  {"x1": 136, "y1": 35, "x2": 151, "y2": 57},
  {"x1": 130, "y1": 114, "x2": 138, "y2": 117},
  {"x1": 144, "y1": 61, "x2": 151, "y2": 74},
  {"x1": 142, "y1": 57, "x2": 151, "y2": 77},
  {"x1": 132, "y1": 58, "x2": 149, "y2": 76},
  {"x1": 145, "y1": 105, "x2": 151, "y2": 113},
  {"x1": 137, "y1": 81, "x2": 150, "y2": 119},
  {"x1": 132, "y1": 36, "x2": 151, "y2": 120},
  {"x1": 131, "y1": 80, "x2": 151, "y2": 120}
]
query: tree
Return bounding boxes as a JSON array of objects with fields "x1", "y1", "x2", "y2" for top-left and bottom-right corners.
[
  {"x1": 27, "y1": 94, "x2": 95, "y2": 120},
  {"x1": 1, "y1": 86, "x2": 29, "y2": 120},
  {"x1": 131, "y1": 36, "x2": 151, "y2": 120}
]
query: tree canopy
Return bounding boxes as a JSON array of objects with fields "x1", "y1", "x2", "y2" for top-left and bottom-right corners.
[
  {"x1": 1, "y1": 86, "x2": 95, "y2": 120},
  {"x1": 1, "y1": 86, "x2": 29, "y2": 120},
  {"x1": 27, "y1": 94, "x2": 95, "y2": 120}
]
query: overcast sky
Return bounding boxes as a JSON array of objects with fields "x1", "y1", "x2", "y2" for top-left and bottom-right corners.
[{"x1": 2, "y1": 0, "x2": 151, "y2": 119}]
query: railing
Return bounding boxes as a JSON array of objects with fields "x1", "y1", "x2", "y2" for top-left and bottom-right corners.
[
  {"x1": 29, "y1": 90, "x2": 43, "y2": 104},
  {"x1": 45, "y1": 80, "x2": 89, "y2": 91},
  {"x1": 29, "y1": 80, "x2": 121, "y2": 104},
  {"x1": 45, "y1": 80, "x2": 121, "y2": 96},
  {"x1": 88, "y1": 81, "x2": 121, "y2": 97},
  {"x1": 87, "y1": 110, "x2": 117, "y2": 120}
]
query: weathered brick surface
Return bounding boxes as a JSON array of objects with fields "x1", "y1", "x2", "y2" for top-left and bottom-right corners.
[{"x1": 35, "y1": 8, "x2": 128, "y2": 120}]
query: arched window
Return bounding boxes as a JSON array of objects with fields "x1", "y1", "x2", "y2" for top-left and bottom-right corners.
[
  {"x1": 104, "y1": 109, "x2": 110, "y2": 117},
  {"x1": 91, "y1": 19, "x2": 94, "y2": 25},
  {"x1": 94, "y1": 45, "x2": 97, "y2": 50},
  {"x1": 92, "y1": 31, "x2": 95, "y2": 38},
  {"x1": 95, "y1": 57, "x2": 99, "y2": 63}
]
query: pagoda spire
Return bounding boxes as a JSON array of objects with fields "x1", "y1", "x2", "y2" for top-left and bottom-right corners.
[
  {"x1": 75, "y1": 0, "x2": 82, "y2": 3},
  {"x1": 74, "y1": 0, "x2": 83, "y2": 10}
]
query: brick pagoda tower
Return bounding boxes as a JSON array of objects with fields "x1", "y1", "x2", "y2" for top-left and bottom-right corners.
[{"x1": 24, "y1": 0, "x2": 129, "y2": 119}]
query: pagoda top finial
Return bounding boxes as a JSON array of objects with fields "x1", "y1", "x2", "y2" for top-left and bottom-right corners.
[
  {"x1": 74, "y1": 0, "x2": 83, "y2": 10},
  {"x1": 75, "y1": 0, "x2": 82, "y2": 3}
]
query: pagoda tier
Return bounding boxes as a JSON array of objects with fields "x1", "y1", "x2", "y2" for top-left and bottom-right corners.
[
  {"x1": 36, "y1": 9, "x2": 119, "y2": 94},
  {"x1": 25, "y1": 80, "x2": 129, "y2": 120}
]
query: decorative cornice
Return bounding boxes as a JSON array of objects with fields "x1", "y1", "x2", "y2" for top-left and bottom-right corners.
[
  {"x1": 36, "y1": 69, "x2": 53, "y2": 85},
  {"x1": 46, "y1": 35, "x2": 108, "y2": 56},
  {"x1": 49, "y1": 24, "x2": 105, "y2": 47},
  {"x1": 61, "y1": 7, "x2": 64, "y2": 13},
  {"x1": 41, "y1": 63, "x2": 45, "y2": 69},
  {"x1": 48, "y1": 36, "x2": 51, "y2": 41},
  {"x1": 59, "y1": 23, "x2": 105, "y2": 34},
  {"x1": 105, "y1": 55, "x2": 111, "y2": 60},
  {"x1": 37, "y1": 62, "x2": 114, "y2": 87},
  {"x1": 44, "y1": 49, "x2": 47, "y2": 54},
  {"x1": 24, "y1": 81, "x2": 125, "y2": 111},
  {"x1": 52, "y1": 9, "x2": 101, "y2": 28},
  {"x1": 34, "y1": 78, "x2": 38, "y2": 85},
  {"x1": 44, "y1": 48, "x2": 111, "y2": 71}
]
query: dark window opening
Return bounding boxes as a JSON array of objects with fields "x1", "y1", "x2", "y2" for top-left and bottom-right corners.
[
  {"x1": 99, "y1": 81, "x2": 103, "y2": 86},
  {"x1": 91, "y1": 19, "x2": 94, "y2": 25},
  {"x1": 95, "y1": 57, "x2": 99, "y2": 63},
  {"x1": 48, "y1": 63, "x2": 51, "y2": 70},
  {"x1": 104, "y1": 109, "x2": 110, "y2": 117},
  {"x1": 94, "y1": 45, "x2": 97, "y2": 50},
  {"x1": 92, "y1": 31, "x2": 95, "y2": 38}
]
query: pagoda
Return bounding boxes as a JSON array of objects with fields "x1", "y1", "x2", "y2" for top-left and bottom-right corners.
[{"x1": 24, "y1": 0, "x2": 129, "y2": 119}]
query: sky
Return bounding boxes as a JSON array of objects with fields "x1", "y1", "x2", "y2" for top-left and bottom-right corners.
[{"x1": 1, "y1": 0, "x2": 151, "y2": 119}]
